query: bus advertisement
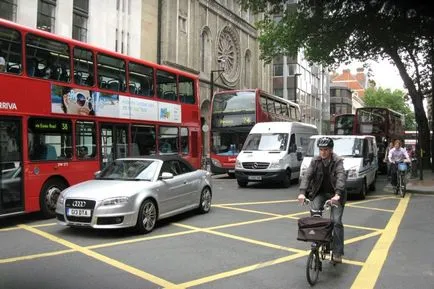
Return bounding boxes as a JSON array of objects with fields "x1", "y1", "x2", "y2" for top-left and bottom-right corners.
[
  {"x1": 209, "y1": 89, "x2": 301, "y2": 176},
  {"x1": 0, "y1": 19, "x2": 202, "y2": 218},
  {"x1": 354, "y1": 107, "x2": 405, "y2": 173}
]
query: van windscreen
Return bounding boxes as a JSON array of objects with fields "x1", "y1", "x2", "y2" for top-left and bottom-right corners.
[
  {"x1": 306, "y1": 137, "x2": 364, "y2": 157},
  {"x1": 242, "y1": 133, "x2": 288, "y2": 151}
]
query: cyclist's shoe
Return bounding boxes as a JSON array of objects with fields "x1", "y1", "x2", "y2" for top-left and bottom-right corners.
[{"x1": 333, "y1": 254, "x2": 342, "y2": 263}]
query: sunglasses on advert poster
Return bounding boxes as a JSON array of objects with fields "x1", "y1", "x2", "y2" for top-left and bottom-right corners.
[{"x1": 68, "y1": 90, "x2": 93, "y2": 110}]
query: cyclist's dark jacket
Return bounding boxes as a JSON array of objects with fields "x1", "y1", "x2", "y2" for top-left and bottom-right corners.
[{"x1": 299, "y1": 153, "x2": 347, "y2": 204}]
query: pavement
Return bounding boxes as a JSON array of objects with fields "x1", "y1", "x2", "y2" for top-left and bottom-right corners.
[{"x1": 406, "y1": 169, "x2": 434, "y2": 194}]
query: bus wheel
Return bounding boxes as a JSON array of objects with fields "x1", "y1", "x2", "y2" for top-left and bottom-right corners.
[
  {"x1": 40, "y1": 179, "x2": 67, "y2": 218},
  {"x1": 237, "y1": 179, "x2": 248, "y2": 188},
  {"x1": 282, "y1": 169, "x2": 291, "y2": 188}
]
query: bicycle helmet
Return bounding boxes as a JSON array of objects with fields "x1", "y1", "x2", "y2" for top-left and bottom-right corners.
[{"x1": 317, "y1": 137, "x2": 334, "y2": 148}]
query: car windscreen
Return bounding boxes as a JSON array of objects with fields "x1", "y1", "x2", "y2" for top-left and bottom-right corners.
[
  {"x1": 97, "y1": 160, "x2": 158, "y2": 180},
  {"x1": 306, "y1": 137, "x2": 364, "y2": 157},
  {"x1": 242, "y1": 133, "x2": 288, "y2": 151}
]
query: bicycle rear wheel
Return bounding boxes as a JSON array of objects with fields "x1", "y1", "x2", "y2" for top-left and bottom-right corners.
[{"x1": 306, "y1": 250, "x2": 320, "y2": 286}]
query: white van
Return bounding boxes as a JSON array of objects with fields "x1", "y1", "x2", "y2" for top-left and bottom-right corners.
[
  {"x1": 300, "y1": 135, "x2": 378, "y2": 199},
  {"x1": 235, "y1": 122, "x2": 318, "y2": 187}
]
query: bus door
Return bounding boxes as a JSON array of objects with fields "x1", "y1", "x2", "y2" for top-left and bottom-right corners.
[
  {"x1": 0, "y1": 118, "x2": 24, "y2": 214},
  {"x1": 100, "y1": 124, "x2": 129, "y2": 170}
]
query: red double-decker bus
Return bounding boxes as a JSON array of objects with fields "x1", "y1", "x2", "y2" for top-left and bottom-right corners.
[
  {"x1": 354, "y1": 107, "x2": 404, "y2": 173},
  {"x1": 332, "y1": 113, "x2": 355, "y2": 135},
  {"x1": 209, "y1": 89, "x2": 301, "y2": 176},
  {"x1": 0, "y1": 19, "x2": 201, "y2": 218}
]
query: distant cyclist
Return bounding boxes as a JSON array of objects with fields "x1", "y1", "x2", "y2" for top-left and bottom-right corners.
[
  {"x1": 298, "y1": 137, "x2": 347, "y2": 263},
  {"x1": 388, "y1": 139, "x2": 411, "y2": 193}
]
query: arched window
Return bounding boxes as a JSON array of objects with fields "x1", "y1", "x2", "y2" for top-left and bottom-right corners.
[
  {"x1": 244, "y1": 50, "x2": 251, "y2": 88},
  {"x1": 200, "y1": 28, "x2": 211, "y2": 73}
]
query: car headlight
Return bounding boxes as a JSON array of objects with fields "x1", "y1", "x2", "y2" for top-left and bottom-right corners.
[
  {"x1": 235, "y1": 159, "x2": 242, "y2": 169},
  {"x1": 300, "y1": 167, "x2": 307, "y2": 177},
  {"x1": 101, "y1": 197, "x2": 129, "y2": 206},
  {"x1": 347, "y1": 169, "x2": 358, "y2": 178},
  {"x1": 269, "y1": 160, "x2": 281, "y2": 169},
  {"x1": 57, "y1": 194, "x2": 65, "y2": 205},
  {"x1": 211, "y1": 158, "x2": 221, "y2": 167}
]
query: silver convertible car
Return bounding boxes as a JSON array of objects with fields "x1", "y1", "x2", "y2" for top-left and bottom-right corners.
[{"x1": 56, "y1": 155, "x2": 212, "y2": 233}]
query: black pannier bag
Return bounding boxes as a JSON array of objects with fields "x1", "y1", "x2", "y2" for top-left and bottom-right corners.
[{"x1": 297, "y1": 216, "x2": 333, "y2": 242}]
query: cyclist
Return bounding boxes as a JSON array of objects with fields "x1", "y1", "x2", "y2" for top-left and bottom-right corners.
[
  {"x1": 388, "y1": 139, "x2": 411, "y2": 193},
  {"x1": 298, "y1": 137, "x2": 347, "y2": 263}
]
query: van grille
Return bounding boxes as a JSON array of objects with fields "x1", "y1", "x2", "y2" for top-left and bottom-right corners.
[{"x1": 242, "y1": 162, "x2": 270, "y2": 169}]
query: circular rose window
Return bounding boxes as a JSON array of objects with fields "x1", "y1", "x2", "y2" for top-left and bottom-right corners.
[{"x1": 217, "y1": 26, "x2": 240, "y2": 86}]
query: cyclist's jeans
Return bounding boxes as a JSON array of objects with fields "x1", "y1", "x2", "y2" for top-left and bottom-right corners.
[{"x1": 310, "y1": 194, "x2": 345, "y2": 256}]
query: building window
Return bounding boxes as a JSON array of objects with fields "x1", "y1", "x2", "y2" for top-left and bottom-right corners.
[
  {"x1": 273, "y1": 64, "x2": 283, "y2": 76},
  {"x1": 179, "y1": 16, "x2": 187, "y2": 33},
  {"x1": 72, "y1": 0, "x2": 89, "y2": 42},
  {"x1": 200, "y1": 28, "x2": 211, "y2": 73},
  {"x1": 0, "y1": 0, "x2": 17, "y2": 21},
  {"x1": 37, "y1": 0, "x2": 57, "y2": 32},
  {"x1": 244, "y1": 50, "x2": 251, "y2": 88}
]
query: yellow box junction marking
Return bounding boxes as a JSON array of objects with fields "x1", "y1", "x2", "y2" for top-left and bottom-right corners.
[
  {"x1": 19, "y1": 224, "x2": 182, "y2": 289},
  {"x1": 351, "y1": 194, "x2": 411, "y2": 289}
]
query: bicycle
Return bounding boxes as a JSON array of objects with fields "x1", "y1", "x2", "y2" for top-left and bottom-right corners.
[
  {"x1": 395, "y1": 161, "x2": 409, "y2": 198},
  {"x1": 297, "y1": 199, "x2": 338, "y2": 286}
]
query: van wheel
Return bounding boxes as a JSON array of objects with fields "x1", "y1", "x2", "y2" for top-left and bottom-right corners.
[
  {"x1": 40, "y1": 179, "x2": 67, "y2": 218},
  {"x1": 237, "y1": 179, "x2": 248, "y2": 188},
  {"x1": 359, "y1": 180, "x2": 367, "y2": 200},
  {"x1": 282, "y1": 169, "x2": 291, "y2": 188}
]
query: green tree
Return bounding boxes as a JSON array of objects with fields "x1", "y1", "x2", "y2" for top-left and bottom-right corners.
[
  {"x1": 239, "y1": 0, "x2": 433, "y2": 166},
  {"x1": 363, "y1": 87, "x2": 416, "y2": 130}
]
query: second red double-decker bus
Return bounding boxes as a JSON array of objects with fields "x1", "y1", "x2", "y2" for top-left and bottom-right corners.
[
  {"x1": 0, "y1": 19, "x2": 202, "y2": 218},
  {"x1": 209, "y1": 89, "x2": 301, "y2": 176},
  {"x1": 354, "y1": 107, "x2": 404, "y2": 173}
]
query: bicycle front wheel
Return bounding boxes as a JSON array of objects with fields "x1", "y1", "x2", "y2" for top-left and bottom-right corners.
[
  {"x1": 306, "y1": 250, "x2": 320, "y2": 286},
  {"x1": 400, "y1": 173, "x2": 406, "y2": 198}
]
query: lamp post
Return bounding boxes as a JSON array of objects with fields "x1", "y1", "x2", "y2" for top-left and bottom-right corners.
[
  {"x1": 293, "y1": 73, "x2": 301, "y2": 103},
  {"x1": 210, "y1": 69, "x2": 224, "y2": 100}
]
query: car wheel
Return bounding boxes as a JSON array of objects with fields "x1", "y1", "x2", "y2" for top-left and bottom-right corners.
[
  {"x1": 359, "y1": 180, "x2": 367, "y2": 200},
  {"x1": 40, "y1": 179, "x2": 67, "y2": 218},
  {"x1": 237, "y1": 179, "x2": 248, "y2": 188},
  {"x1": 369, "y1": 175, "x2": 376, "y2": 191},
  {"x1": 282, "y1": 169, "x2": 291, "y2": 188},
  {"x1": 136, "y1": 199, "x2": 157, "y2": 234},
  {"x1": 198, "y1": 187, "x2": 212, "y2": 214}
]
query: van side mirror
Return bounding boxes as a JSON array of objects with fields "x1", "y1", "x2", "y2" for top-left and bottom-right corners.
[
  {"x1": 289, "y1": 143, "x2": 297, "y2": 153},
  {"x1": 296, "y1": 151, "x2": 303, "y2": 161}
]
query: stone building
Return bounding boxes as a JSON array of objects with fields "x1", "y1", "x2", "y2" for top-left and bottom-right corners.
[{"x1": 159, "y1": 0, "x2": 272, "y2": 156}]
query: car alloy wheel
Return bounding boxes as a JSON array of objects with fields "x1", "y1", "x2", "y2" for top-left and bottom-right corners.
[{"x1": 199, "y1": 187, "x2": 212, "y2": 213}]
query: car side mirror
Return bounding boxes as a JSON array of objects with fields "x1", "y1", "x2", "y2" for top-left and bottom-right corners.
[{"x1": 159, "y1": 172, "x2": 174, "y2": 180}]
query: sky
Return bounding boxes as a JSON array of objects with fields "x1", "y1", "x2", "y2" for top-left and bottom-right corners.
[{"x1": 339, "y1": 58, "x2": 405, "y2": 91}]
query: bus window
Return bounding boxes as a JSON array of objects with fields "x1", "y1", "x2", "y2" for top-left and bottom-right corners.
[
  {"x1": 27, "y1": 118, "x2": 72, "y2": 161},
  {"x1": 267, "y1": 98, "x2": 275, "y2": 113},
  {"x1": 180, "y1": 127, "x2": 189, "y2": 154},
  {"x1": 159, "y1": 126, "x2": 178, "y2": 154},
  {"x1": 97, "y1": 53, "x2": 126, "y2": 92},
  {"x1": 76, "y1": 121, "x2": 96, "y2": 159},
  {"x1": 131, "y1": 125, "x2": 156, "y2": 156},
  {"x1": 179, "y1": 76, "x2": 195, "y2": 104},
  {"x1": 128, "y1": 61, "x2": 154, "y2": 96},
  {"x1": 73, "y1": 47, "x2": 94, "y2": 86},
  {"x1": 260, "y1": 95, "x2": 267, "y2": 112},
  {"x1": 0, "y1": 26, "x2": 22, "y2": 74},
  {"x1": 156, "y1": 70, "x2": 177, "y2": 101},
  {"x1": 25, "y1": 34, "x2": 70, "y2": 82}
]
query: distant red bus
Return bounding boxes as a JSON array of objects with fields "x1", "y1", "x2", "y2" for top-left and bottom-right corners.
[
  {"x1": 209, "y1": 89, "x2": 301, "y2": 176},
  {"x1": 0, "y1": 19, "x2": 201, "y2": 218},
  {"x1": 332, "y1": 113, "x2": 355, "y2": 135},
  {"x1": 354, "y1": 107, "x2": 404, "y2": 172}
]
